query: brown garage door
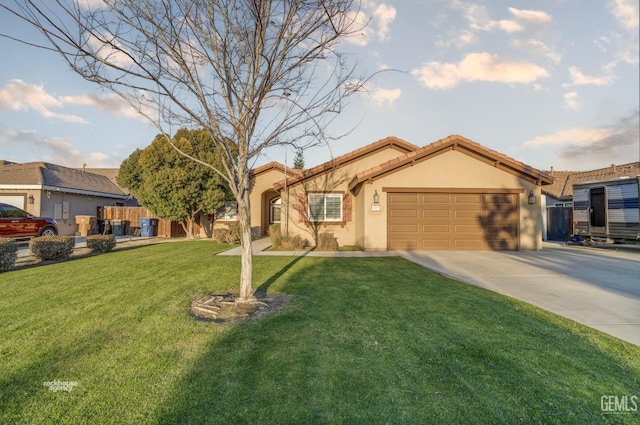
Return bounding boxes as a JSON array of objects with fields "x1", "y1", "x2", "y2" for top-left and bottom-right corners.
[{"x1": 387, "y1": 191, "x2": 518, "y2": 250}]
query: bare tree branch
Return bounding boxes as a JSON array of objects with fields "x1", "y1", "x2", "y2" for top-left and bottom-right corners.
[{"x1": 0, "y1": 0, "x2": 369, "y2": 300}]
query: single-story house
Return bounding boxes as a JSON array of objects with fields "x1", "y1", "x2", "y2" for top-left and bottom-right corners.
[
  {"x1": 541, "y1": 162, "x2": 640, "y2": 240},
  {"x1": 0, "y1": 161, "x2": 128, "y2": 235},
  {"x1": 206, "y1": 135, "x2": 553, "y2": 250}
]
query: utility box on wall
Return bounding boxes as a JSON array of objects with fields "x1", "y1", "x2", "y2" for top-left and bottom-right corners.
[{"x1": 54, "y1": 202, "x2": 70, "y2": 220}]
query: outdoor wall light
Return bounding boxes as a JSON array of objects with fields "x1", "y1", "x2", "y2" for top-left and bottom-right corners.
[
  {"x1": 28, "y1": 194, "x2": 35, "y2": 204},
  {"x1": 528, "y1": 191, "x2": 537, "y2": 205},
  {"x1": 373, "y1": 189, "x2": 380, "y2": 204}
]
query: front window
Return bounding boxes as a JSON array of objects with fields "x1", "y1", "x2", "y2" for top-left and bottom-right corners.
[
  {"x1": 215, "y1": 201, "x2": 238, "y2": 221},
  {"x1": 270, "y1": 198, "x2": 281, "y2": 223},
  {"x1": 308, "y1": 193, "x2": 342, "y2": 222}
]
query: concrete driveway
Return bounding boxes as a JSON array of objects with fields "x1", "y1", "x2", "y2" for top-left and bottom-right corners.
[{"x1": 396, "y1": 242, "x2": 640, "y2": 346}]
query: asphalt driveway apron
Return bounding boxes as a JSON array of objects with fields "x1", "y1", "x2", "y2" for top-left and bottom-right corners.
[{"x1": 396, "y1": 242, "x2": 640, "y2": 346}]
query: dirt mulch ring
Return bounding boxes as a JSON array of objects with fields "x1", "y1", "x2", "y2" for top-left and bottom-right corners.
[{"x1": 190, "y1": 291, "x2": 293, "y2": 325}]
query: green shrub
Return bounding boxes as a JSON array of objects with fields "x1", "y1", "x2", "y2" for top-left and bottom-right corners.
[
  {"x1": 86, "y1": 234, "x2": 116, "y2": 253},
  {"x1": 228, "y1": 222, "x2": 241, "y2": 243},
  {"x1": 269, "y1": 225, "x2": 308, "y2": 250},
  {"x1": 288, "y1": 234, "x2": 307, "y2": 250},
  {"x1": 213, "y1": 226, "x2": 240, "y2": 244},
  {"x1": 317, "y1": 232, "x2": 338, "y2": 251},
  {"x1": 29, "y1": 235, "x2": 74, "y2": 261},
  {"x1": 0, "y1": 238, "x2": 18, "y2": 272},
  {"x1": 269, "y1": 224, "x2": 283, "y2": 248}
]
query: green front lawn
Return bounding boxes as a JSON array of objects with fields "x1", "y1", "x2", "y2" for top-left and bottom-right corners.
[{"x1": 0, "y1": 242, "x2": 638, "y2": 424}]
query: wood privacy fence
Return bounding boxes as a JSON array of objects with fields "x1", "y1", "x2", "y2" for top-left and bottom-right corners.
[{"x1": 101, "y1": 206, "x2": 192, "y2": 238}]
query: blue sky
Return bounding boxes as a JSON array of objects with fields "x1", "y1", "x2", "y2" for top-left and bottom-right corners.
[{"x1": 0, "y1": 0, "x2": 638, "y2": 172}]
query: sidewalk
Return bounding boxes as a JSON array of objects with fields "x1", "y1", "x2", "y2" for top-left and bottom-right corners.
[{"x1": 217, "y1": 237, "x2": 395, "y2": 257}]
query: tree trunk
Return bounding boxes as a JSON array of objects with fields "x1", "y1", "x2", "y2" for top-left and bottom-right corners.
[
  {"x1": 237, "y1": 189, "x2": 254, "y2": 301},
  {"x1": 180, "y1": 219, "x2": 196, "y2": 239}
]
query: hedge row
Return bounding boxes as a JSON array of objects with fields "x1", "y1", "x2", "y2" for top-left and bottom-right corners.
[{"x1": 0, "y1": 238, "x2": 18, "y2": 272}]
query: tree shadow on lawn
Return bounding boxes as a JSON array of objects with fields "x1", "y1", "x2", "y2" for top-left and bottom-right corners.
[{"x1": 153, "y1": 257, "x2": 640, "y2": 425}]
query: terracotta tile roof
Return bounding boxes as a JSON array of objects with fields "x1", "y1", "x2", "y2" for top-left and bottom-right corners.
[
  {"x1": 0, "y1": 161, "x2": 126, "y2": 197},
  {"x1": 250, "y1": 161, "x2": 302, "y2": 178},
  {"x1": 543, "y1": 162, "x2": 640, "y2": 200},
  {"x1": 349, "y1": 135, "x2": 554, "y2": 191},
  {"x1": 273, "y1": 136, "x2": 420, "y2": 190}
]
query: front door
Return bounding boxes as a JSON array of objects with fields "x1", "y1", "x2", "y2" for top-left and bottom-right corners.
[{"x1": 589, "y1": 187, "x2": 607, "y2": 236}]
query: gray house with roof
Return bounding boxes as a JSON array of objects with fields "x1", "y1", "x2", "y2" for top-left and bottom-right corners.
[{"x1": 0, "y1": 161, "x2": 128, "y2": 236}]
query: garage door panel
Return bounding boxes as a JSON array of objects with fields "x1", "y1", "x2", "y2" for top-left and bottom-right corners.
[
  {"x1": 423, "y1": 224, "x2": 451, "y2": 233},
  {"x1": 422, "y1": 194, "x2": 451, "y2": 203},
  {"x1": 389, "y1": 193, "x2": 419, "y2": 203},
  {"x1": 390, "y1": 210, "x2": 419, "y2": 218},
  {"x1": 421, "y1": 239, "x2": 453, "y2": 249},
  {"x1": 388, "y1": 239, "x2": 419, "y2": 249},
  {"x1": 454, "y1": 240, "x2": 484, "y2": 249},
  {"x1": 455, "y1": 224, "x2": 483, "y2": 233},
  {"x1": 453, "y1": 194, "x2": 483, "y2": 204},
  {"x1": 422, "y1": 209, "x2": 451, "y2": 219},
  {"x1": 390, "y1": 224, "x2": 419, "y2": 233},
  {"x1": 388, "y1": 191, "x2": 518, "y2": 251}
]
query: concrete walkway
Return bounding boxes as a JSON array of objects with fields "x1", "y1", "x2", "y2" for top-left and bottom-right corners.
[{"x1": 220, "y1": 239, "x2": 640, "y2": 346}]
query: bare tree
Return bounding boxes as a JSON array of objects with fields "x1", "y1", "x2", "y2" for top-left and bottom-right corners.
[{"x1": 1, "y1": 0, "x2": 368, "y2": 301}]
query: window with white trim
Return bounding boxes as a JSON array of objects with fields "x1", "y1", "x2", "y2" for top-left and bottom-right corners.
[
  {"x1": 308, "y1": 193, "x2": 342, "y2": 222},
  {"x1": 215, "y1": 201, "x2": 238, "y2": 221}
]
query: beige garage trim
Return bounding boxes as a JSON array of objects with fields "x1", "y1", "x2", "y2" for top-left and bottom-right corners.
[{"x1": 387, "y1": 189, "x2": 521, "y2": 250}]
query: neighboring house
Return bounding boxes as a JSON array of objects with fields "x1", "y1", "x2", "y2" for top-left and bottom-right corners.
[
  {"x1": 84, "y1": 167, "x2": 139, "y2": 206},
  {"x1": 0, "y1": 161, "x2": 128, "y2": 235},
  {"x1": 207, "y1": 135, "x2": 553, "y2": 251},
  {"x1": 541, "y1": 162, "x2": 640, "y2": 240}
]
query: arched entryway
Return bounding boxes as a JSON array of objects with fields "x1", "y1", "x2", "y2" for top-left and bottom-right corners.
[{"x1": 260, "y1": 189, "x2": 280, "y2": 236}]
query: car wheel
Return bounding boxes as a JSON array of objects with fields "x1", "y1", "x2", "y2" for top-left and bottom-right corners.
[{"x1": 39, "y1": 227, "x2": 58, "y2": 236}]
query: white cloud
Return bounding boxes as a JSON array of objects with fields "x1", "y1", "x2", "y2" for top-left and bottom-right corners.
[
  {"x1": 526, "y1": 112, "x2": 640, "y2": 169},
  {"x1": 608, "y1": 0, "x2": 639, "y2": 30},
  {"x1": 511, "y1": 38, "x2": 562, "y2": 63},
  {"x1": 496, "y1": 20, "x2": 523, "y2": 33},
  {"x1": 77, "y1": 0, "x2": 107, "y2": 9},
  {"x1": 565, "y1": 66, "x2": 614, "y2": 86},
  {"x1": 411, "y1": 52, "x2": 548, "y2": 89},
  {"x1": 0, "y1": 80, "x2": 86, "y2": 123},
  {"x1": 371, "y1": 3, "x2": 396, "y2": 40},
  {"x1": 435, "y1": 30, "x2": 476, "y2": 49},
  {"x1": 524, "y1": 128, "x2": 612, "y2": 146},
  {"x1": 369, "y1": 87, "x2": 401, "y2": 105},
  {"x1": 87, "y1": 33, "x2": 134, "y2": 68},
  {"x1": 508, "y1": 8, "x2": 552, "y2": 25},
  {"x1": 563, "y1": 91, "x2": 579, "y2": 109},
  {"x1": 60, "y1": 93, "x2": 144, "y2": 120},
  {"x1": 0, "y1": 129, "x2": 118, "y2": 167},
  {"x1": 457, "y1": 4, "x2": 551, "y2": 33},
  {"x1": 346, "y1": 1, "x2": 397, "y2": 46}
]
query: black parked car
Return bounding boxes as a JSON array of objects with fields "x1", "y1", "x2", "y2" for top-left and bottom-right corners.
[{"x1": 0, "y1": 203, "x2": 58, "y2": 239}]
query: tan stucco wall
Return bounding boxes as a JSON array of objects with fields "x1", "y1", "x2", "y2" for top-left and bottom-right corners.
[
  {"x1": 280, "y1": 146, "x2": 411, "y2": 247},
  {"x1": 360, "y1": 150, "x2": 542, "y2": 251}
]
